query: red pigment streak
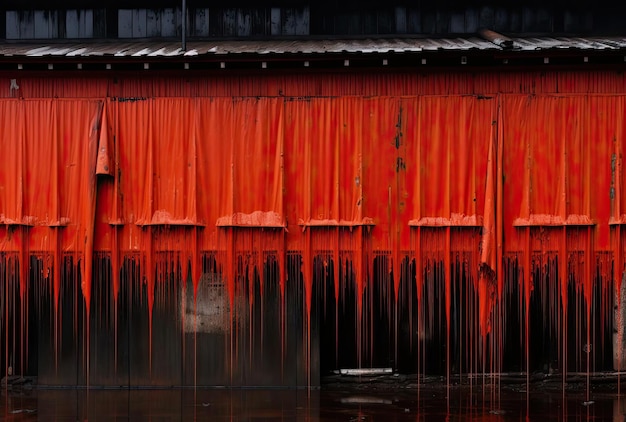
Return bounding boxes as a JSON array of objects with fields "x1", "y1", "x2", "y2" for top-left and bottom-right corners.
[{"x1": 0, "y1": 92, "x2": 621, "y2": 393}]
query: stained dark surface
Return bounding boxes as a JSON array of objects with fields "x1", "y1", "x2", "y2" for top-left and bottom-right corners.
[{"x1": 1, "y1": 387, "x2": 625, "y2": 421}]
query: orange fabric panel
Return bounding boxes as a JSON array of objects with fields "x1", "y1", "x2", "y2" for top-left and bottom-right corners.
[
  {"x1": 230, "y1": 98, "x2": 284, "y2": 224},
  {"x1": 0, "y1": 99, "x2": 103, "y2": 310},
  {"x1": 360, "y1": 97, "x2": 402, "y2": 251},
  {"x1": 56, "y1": 100, "x2": 104, "y2": 227},
  {"x1": 284, "y1": 98, "x2": 365, "y2": 226},
  {"x1": 1, "y1": 91, "x2": 625, "y2": 367},
  {"x1": 115, "y1": 99, "x2": 154, "y2": 225},
  {"x1": 3, "y1": 87, "x2": 626, "y2": 385},
  {"x1": 0, "y1": 100, "x2": 25, "y2": 225},
  {"x1": 197, "y1": 98, "x2": 284, "y2": 230},
  {"x1": 583, "y1": 97, "x2": 614, "y2": 250},
  {"x1": 403, "y1": 96, "x2": 495, "y2": 231},
  {"x1": 23, "y1": 100, "x2": 59, "y2": 226},
  {"x1": 0, "y1": 99, "x2": 102, "y2": 230},
  {"x1": 501, "y1": 95, "x2": 614, "y2": 233},
  {"x1": 335, "y1": 99, "x2": 363, "y2": 224},
  {"x1": 151, "y1": 99, "x2": 197, "y2": 225},
  {"x1": 195, "y1": 98, "x2": 234, "y2": 232},
  {"x1": 0, "y1": 94, "x2": 619, "y2": 275},
  {"x1": 604, "y1": 97, "x2": 626, "y2": 223},
  {"x1": 501, "y1": 94, "x2": 617, "y2": 319}
]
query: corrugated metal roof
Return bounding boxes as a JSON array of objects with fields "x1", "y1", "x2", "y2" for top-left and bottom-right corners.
[
  {"x1": 513, "y1": 37, "x2": 626, "y2": 51},
  {"x1": 1, "y1": 36, "x2": 626, "y2": 59}
]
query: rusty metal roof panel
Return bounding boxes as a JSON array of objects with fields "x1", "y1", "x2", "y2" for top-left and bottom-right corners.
[
  {"x1": 0, "y1": 42, "x2": 186, "y2": 57},
  {"x1": 513, "y1": 37, "x2": 626, "y2": 51},
  {"x1": 183, "y1": 38, "x2": 496, "y2": 54},
  {"x1": 186, "y1": 39, "x2": 429, "y2": 55},
  {"x1": 1, "y1": 37, "x2": 626, "y2": 60},
  {"x1": 416, "y1": 37, "x2": 495, "y2": 51}
]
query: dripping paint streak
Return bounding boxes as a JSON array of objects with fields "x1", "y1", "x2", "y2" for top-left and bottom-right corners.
[{"x1": 0, "y1": 94, "x2": 619, "y2": 392}]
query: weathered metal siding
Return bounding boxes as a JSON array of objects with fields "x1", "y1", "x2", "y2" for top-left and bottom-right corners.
[
  {"x1": 2, "y1": 4, "x2": 620, "y2": 40},
  {"x1": 0, "y1": 70, "x2": 624, "y2": 386},
  {"x1": 4, "y1": 8, "x2": 312, "y2": 40},
  {"x1": 6, "y1": 10, "x2": 104, "y2": 40}
]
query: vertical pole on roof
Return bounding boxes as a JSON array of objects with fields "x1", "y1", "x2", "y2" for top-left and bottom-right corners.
[{"x1": 182, "y1": 0, "x2": 187, "y2": 51}]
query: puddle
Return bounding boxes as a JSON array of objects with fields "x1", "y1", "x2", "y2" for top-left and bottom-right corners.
[{"x1": 1, "y1": 387, "x2": 625, "y2": 421}]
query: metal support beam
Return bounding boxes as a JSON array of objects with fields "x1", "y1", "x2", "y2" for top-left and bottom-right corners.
[{"x1": 182, "y1": 0, "x2": 187, "y2": 52}]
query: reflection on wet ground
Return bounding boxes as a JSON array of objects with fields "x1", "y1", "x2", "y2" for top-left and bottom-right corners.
[{"x1": 2, "y1": 386, "x2": 626, "y2": 421}]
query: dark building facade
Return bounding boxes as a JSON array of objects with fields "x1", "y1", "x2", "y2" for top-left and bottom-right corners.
[
  {"x1": 2, "y1": 1, "x2": 626, "y2": 40},
  {"x1": 1, "y1": 1, "x2": 626, "y2": 389}
]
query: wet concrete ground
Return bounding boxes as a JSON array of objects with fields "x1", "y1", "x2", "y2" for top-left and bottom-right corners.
[{"x1": 2, "y1": 384, "x2": 626, "y2": 421}]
